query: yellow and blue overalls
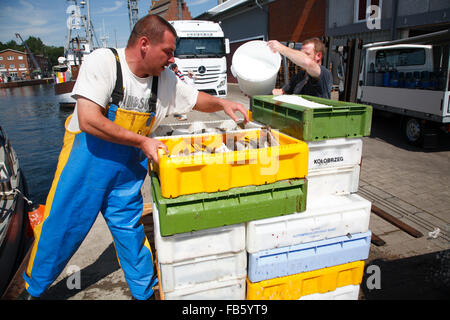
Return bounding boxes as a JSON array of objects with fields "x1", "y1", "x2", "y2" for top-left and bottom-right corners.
[{"x1": 23, "y1": 48, "x2": 158, "y2": 300}]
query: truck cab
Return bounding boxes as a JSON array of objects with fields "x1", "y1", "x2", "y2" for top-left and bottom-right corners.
[{"x1": 170, "y1": 20, "x2": 230, "y2": 97}]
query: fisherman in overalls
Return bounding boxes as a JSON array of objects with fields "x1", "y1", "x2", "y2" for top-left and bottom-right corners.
[{"x1": 20, "y1": 15, "x2": 248, "y2": 300}]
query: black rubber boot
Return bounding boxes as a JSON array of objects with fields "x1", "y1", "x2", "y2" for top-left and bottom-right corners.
[{"x1": 16, "y1": 289, "x2": 39, "y2": 300}]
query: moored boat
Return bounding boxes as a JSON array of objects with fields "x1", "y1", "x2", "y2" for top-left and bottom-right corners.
[
  {"x1": 0, "y1": 126, "x2": 34, "y2": 297},
  {"x1": 53, "y1": 0, "x2": 96, "y2": 108}
]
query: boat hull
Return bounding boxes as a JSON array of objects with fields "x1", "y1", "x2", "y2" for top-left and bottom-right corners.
[{"x1": 0, "y1": 127, "x2": 33, "y2": 297}]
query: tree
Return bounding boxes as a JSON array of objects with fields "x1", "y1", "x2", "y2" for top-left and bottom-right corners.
[
  {"x1": 24, "y1": 36, "x2": 45, "y2": 55},
  {"x1": 45, "y1": 46, "x2": 64, "y2": 66},
  {"x1": 1, "y1": 36, "x2": 63, "y2": 67},
  {"x1": 1, "y1": 40, "x2": 24, "y2": 52}
]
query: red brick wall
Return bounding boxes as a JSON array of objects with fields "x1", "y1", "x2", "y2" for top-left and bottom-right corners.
[
  {"x1": 0, "y1": 49, "x2": 31, "y2": 79},
  {"x1": 268, "y1": 0, "x2": 326, "y2": 42},
  {"x1": 149, "y1": 0, "x2": 192, "y2": 20}
]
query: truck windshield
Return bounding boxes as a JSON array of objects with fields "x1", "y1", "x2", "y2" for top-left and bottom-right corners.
[{"x1": 175, "y1": 37, "x2": 225, "y2": 58}]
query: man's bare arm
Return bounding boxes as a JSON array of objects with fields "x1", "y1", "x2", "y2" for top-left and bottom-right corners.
[
  {"x1": 77, "y1": 97, "x2": 168, "y2": 162},
  {"x1": 267, "y1": 40, "x2": 321, "y2": 79},
  {"x1": 193, "y1": 91, "x2": 249, "y2": 123}
]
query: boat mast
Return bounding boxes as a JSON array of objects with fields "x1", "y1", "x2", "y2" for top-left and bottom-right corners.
[
  {"x1": 128, "y1": 0, "x2": 139, "y2": 31},
  {"x1": 86, "y1": 0, "x2": 93, "y2": 50}
]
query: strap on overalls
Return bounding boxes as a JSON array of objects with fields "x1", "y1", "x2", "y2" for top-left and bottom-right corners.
[{"x1": 106, "y1": 48, "x2": 158, "y2": 134}]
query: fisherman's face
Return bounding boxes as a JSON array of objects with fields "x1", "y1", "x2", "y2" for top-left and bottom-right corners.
[
  {"x1": 301, "y1": 43, "x2": 321, "y2": 64},
  {"x1": 145, "y1": 30, "x2": 176, "y2": 76}
]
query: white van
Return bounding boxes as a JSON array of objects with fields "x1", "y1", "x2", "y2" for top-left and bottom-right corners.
[
  {"x1": 361, "y1": 44, "x2": 434, "y2": 87},
  {"x1": 356, "y1": 30, "x2": 450, "y2": 147}
]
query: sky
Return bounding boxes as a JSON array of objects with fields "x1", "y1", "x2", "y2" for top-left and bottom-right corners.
[{"x1": 0, "y1": 0, "x2": 219, "y2": 48}]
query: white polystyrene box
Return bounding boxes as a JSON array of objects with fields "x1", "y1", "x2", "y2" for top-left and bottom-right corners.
[
  {"x1": 159, "y1": 250, "x2": 247, "y2": 293},
  {"x1": 151, "y1": 119, "x2": 263, "y2": 138},
  {"x1": 162, "y1": 276, "x2": 247, "y2": 300},
  {"x1": 299, "y1": 284, "x2": 360, "y2": 300},
  {"x1": 152, "y1": 202, "x2": 246, "y2": 264},
  {"x1": 306, "y1": 165, "x2": 360, "y2": 204},
  {"x1": 307, "y1": 138, "x2": 362, "y2": 171},
  {"x1": 246, "y1": 193, "x2": 371, "y2": 253}
]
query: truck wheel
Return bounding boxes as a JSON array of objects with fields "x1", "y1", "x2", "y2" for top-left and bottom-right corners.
[{"x1": 402, "y1": 117, "x2": 423, "y2": 146}]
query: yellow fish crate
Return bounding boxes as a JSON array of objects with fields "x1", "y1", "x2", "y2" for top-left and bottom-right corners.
[
  {"x1": 246, "y1": 261, "x2": 365, "y2": 300},
  {"x1": 152, "y1": 129, "x2": 309, "y2": 198}
]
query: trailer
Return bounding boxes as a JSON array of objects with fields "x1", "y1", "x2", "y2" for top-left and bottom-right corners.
[{"x1": 356, "y1": 29, "x2": 450, "y2": 147}]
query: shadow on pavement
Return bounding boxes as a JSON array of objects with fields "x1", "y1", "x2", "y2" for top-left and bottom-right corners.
[
  {"x1": 370, "y1": 110, "x2": 450, "y2": 152},
  {"x1": 362, "y1": 249, "x2": 450, "y2": 299},
  {"x1": 41, "y1": 243, "x2": 120, "y2": 300}
]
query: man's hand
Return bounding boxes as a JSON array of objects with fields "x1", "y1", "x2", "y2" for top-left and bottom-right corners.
[
  {"x1": 272, "y1": 88, "x2": 284, "y2": 95},
  {"x1": 267, "y1": 40, "x2": 286, "y2": 55},
  {"x1": 77, "y1": 97, "x2": 168, "y2": 163},
  {"x1": 193, "y1": 91, "x2": 249, "y2": 124},
  {"x1": 222, "y1": 99, "x2": 249, "y2": 124},
  {"x1": 139, "y1": 137, "x2": 169, "y2": 164}
]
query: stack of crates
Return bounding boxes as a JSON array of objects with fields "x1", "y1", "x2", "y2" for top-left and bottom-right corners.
[
  {"x1": 245, "y1": 94, "x2": 373, "y2": 300},
  {"x1": 149, "y1": 126, "x2": 309, "y2": 299}
]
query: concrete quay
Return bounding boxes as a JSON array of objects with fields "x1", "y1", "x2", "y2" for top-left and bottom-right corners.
[{"x1": 16, "y1": 84, "x2": 450, "y2": 300}]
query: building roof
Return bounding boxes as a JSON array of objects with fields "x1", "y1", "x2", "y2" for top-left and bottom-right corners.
[
  {"x1": 195, "y1": 0, "x2": 272, "y2": 19},
  {"x1": 0, "y1": 49, "x2": 26, "y2": 55},
  {"x1": 195, "y1": 0, "x2": 250, "y2": 19},
  {"x1": 208, "y1": 0, "x2": 248, "y2": 15}
]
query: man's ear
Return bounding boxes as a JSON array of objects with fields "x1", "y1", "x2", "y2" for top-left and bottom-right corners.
[
  {"x1": 316, "y1": 51, "x2": 323, "y2": 62},
  {"x1": 139, "y1": 36, "x2": 151, "y2": 54}
]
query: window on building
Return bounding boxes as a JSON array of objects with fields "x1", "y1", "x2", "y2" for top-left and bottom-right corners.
[
  {"x1": 0, "y1": 57, "x2": 3, "y2": 60},
  {"x1": 18, "y1": 56, "x2": 24, "y2": 60},
  {"x1": 355, "y1": 0, "x2": 381, "y2": 22},
  {"x1": 19, "y1": 64, "x2": 25, "y2": 68},
  {"x1": 0, "y1": 64, "x2": 4, "y2": 68},
  {"x1": 7, "y1": 56, "x2": 14, "y2": 60}
]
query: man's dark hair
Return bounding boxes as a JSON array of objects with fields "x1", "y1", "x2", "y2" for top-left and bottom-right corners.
[
  {"x1": 302, "y1": 37, "x2": 325, "y2": 56},
  {"x1": 127, "y1": 14, "x2": 177, "y2": 48}
]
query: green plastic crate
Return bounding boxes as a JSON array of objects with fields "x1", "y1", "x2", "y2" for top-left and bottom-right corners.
[
  {"x1": 150, "y1": 172, "x2": 307, "y2": 236},
  {"x1": 250, "y1": 95, "x2": 372, "y2": 141}
]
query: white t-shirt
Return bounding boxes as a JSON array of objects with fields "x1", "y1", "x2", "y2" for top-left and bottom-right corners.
[
  {"x1": 69, "y1": 47, "x2": 198, "y2": 133},
  {"x1": 184, "y1": 75, "x2": 195, "y2": 86}
]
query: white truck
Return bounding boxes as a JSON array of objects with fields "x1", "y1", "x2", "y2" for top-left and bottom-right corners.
[
  {"x1": 170, "y1": 20, "x2": 230, "y2": 97},
  {"x1": 356, "y1": 29, "x2": 450, "y2": 147}
]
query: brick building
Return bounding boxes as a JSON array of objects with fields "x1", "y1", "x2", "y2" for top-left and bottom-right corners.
[
  {"x1": 0, "y1": 49, "x2": 50, "y2": 81},
  {"x1": 0, "y1": 49, "x2": 31, "y2": 80},
  {"x1": 149, "y1": 0, "x2": 192, "y2": 20}
]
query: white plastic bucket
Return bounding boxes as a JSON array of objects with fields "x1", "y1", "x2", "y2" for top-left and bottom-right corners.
[{"x1": 231, "y1": 40, "x2": 281, "y2": 96}]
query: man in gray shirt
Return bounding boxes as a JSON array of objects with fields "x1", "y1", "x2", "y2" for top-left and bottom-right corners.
[{"x1": 268, "y1": 38, "x2": 333, "y2": 99}]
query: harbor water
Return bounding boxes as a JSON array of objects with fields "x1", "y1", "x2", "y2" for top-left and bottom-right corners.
[{"x1": 0, "y1": 83, "x2": 72, "y2": 205}]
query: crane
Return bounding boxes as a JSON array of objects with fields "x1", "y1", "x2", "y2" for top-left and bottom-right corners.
[
  {"x1": 128, "y1": 0, "x2": 139, "y2": 31},
  {"x1": 15, "y1": 33, "x2": 41, "y2": 75}
]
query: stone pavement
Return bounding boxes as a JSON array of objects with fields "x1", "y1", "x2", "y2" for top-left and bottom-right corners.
[
  {"x1": 36, "y1": 84, "x2": 449, "y2": 300},
  {"x1": 358, "y1": 111, "x2": 449, "y2": 258}
]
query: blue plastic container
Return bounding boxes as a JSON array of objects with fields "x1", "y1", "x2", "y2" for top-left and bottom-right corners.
[
  {"x1": 247, "y1": 231, "x2": 372, "y2": 283},
  {"x1": 383, "y1": 72, "x2": 390, "y2": 87}
]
